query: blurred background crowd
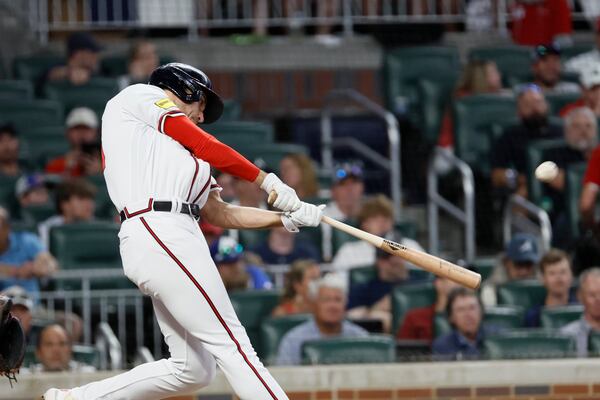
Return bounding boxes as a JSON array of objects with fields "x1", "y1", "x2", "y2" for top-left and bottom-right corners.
[{"x1": 2, "y1": 0, "x2": 600, "y2": 374}]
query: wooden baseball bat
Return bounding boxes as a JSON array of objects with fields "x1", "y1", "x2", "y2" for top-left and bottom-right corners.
[{"x1": 269, "y1": 192, "x2": 481, "y2": 289}]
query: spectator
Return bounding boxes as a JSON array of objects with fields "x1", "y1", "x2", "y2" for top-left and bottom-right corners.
[
  {"x1": 279, "y1": 153, "x2": 319, "y2": 199},
  {"x1": 117, "y1": 41, "x2": 160, "y2": 90},
  {"x1": 199, "y1": 220, "x2": 224, "y2": 247},
  {"x1": 44, "y1": 32, "x2": 102, "y2": 86},
  {"x1": 331, "y1": 195, "x2": 424, "y2": 273},
  {"x1": 491, "y1": 84, "x2": 562, "y2": 197},
  {"x1": 46, "y1": 107, "x2": 101, "y2": 177},
  {"x1": 432, "y1": 288, "x2": 495, "y2": 360},
  {"x1": 525, "y1": 249, "x2": 576, "y2": 327},
  {"x1": 560, "y1": 62, "x2": 600, "y2": 117},
  {"x1": 437, "y1": 60, "x2": 505, "y2": 152},
  {"x1": 276, "y1": 274, "x2": 368, "y2": 365},
  {"x1": 530, "y1": 44, "x2": 579, "y2": 94},
  {"x1": 31, "y1": 324, "x2": 95, "y2": 373},
  {"x1": 346, "y1": 249, "x2": 412, "y2": 333},
  {"x1": 38, "y1": 178, "x2": 97, "y2": 249},
  {"x1": 0, "y1": 206, "x2": 58, "y2": 301},
  {"x1": 510, "y1": 0, "x2": 572, "y2": 46},
  {"x1": 15, "y1": 174, "x2": 52, "y2": 208},
  {"x1": 272, "y1": 259, "x2": 321, "y2": 317},
  {"x1": 210, "y1": 236, "x2": 272, "y2": 291},
  {"x1": 566, "y1": 19, "x2": 600, "y2": 75},
  {"x1": 0, "y1": 124, "x2": 21, "y2": 177},
  {"x1": 0, "y1": 285, "x2": 33, "y2": 338},
  {"x1": 481, "y1": 233, "x2": 541, "y2": 306},
  {"x1": 397, "y1": 277, "x2": 460, "y2": 344},
  {"x1": 323, "y1": 162, "x2": 365, "y2": 221},
  {"x1": 231, "y1": 175, "x2": 267, "y2": 209},
  {"x1": 560, "y1": 268, "x2": 600, "y2": 357},
  {"x1": 252, "y1": 227, "x2": 320, "y2": 264}
]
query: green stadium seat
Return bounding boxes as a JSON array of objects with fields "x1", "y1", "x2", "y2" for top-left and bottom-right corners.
[
  {"x1": 483, "y1": 306, "x2": 524, "y2": 329},
  {"x1": 21, "y1": 133, "x2": 70, "y2": 170},
  {"x1": 72, "y1": 344, "x2": 100, "y2": 368},
  {"x1": 589, "y1": 332, "x2": 600, "y2": 356},
  {"x1": 392, "y1": 282, "x2": 436, "y2": 334},
  {"x1": 86, "y1": 174, "x2": 117, "y2": 220},
  {"x1": 20, "y1": 203, "x2": 55, "y2": 225},
  {"x1": 469, "y1": 46, "x2": 532, "y2": 87},
  {"x1": 540, "y1": 305, "x2": 583, "y2": 329},
  {"x1": 238, "y1": 143, "x2": 309, "y2": 173},
  {"x1": 0, "y1": 80, "x2": 33, "y2": 100},
  {"x1": 416, "y1": 78, "x2": 456, "y2": 144},
  {"x1": 383, "y1": 47, "x2": 460, "y2": 126},
  {"x1": 49, "y1": 222, "x2": 121, "y2": 270},
  {"x1": 395, "y1": 220, "x2": 418, "y2": 240},
  {"x1": 483, "y1": 330, "x2": 575, "y2": 359},
  {"x1": 565, "y1": 162, "x2": 587, "y2": 238},
  {"x1": 230, "y1": 290, "x2": 281, "y2": 358},
  {"x1": 301, "y1": 336, "x2": 395, "y2": 365},
  {"x1": 526, "y1": 139, "x2": 566, "y2": 207},
  {"x1": 0, "y1": 99, "x2": 64, "y2": 133},
  {"x1": 101, "y1": 55, "x2": 175, "y2": 77},
  {"x1": 331, "y1": 226, "x2": 358, "y2": 257},
  {"x1": 43, "y1": 78, "x2": 118, "y2": 118},
  {"x1": 0, "y1": 175, "x2": 19, "y2": 216},
  {"x1": 349, "y1": 265, "x2": 376, "y2": 287},
  {"x1": 237, "y1": 229, "x2": 269, "y2": 250},
  {"x1": 260, "y1": 313, "x2": 311, "y2": 365},
  {"x1": 222, "y1": 100, "x2": 242, "y2": 121},
  {"x1": 469, "y1": 257, "x2": 497, "y2": 281},
  {"x1": 453, "y1": 94, "x2": 518, "y2": 173},
  {"x1": 560, "y1": 43, "x2": 594, "y2": 61},
  {"x1": 206, "y1": 121, "x2": 274, "y2": 149},
  {"x1": 433, "y1": 313, "x2": 451, "y2": 338},
  {"x1": 546, "y1": 92, "x2": 581, "y2": 116},
  {"x1": 496, "y1": 280, "x2": 546, "y2": 309},
  {"x1": 12, "y1": 54, "x2": 63, "y2": 85},
  {"x1": 19, "y1": 125, "x2": 64, "y2": 138}
]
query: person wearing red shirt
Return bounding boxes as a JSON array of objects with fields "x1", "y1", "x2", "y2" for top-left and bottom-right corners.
[
  {"x1": 45, "y1": 107, "x2": 101, "y2": 177},
  {"x1": 510, "y1": 0, "x2": 572, "y2": 46},
  {"x1": 397, "y1": 277, "x2": 459, "y2": 344}
]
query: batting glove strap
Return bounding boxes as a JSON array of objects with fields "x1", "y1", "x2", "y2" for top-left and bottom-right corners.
[{"x1": 280, "y1": 213, "x2": 300, "y2": 233}]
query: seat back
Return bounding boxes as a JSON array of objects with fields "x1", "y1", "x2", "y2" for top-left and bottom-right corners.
[
  {"x1": 0, "y1": 99, "x2": 64, "y2": 132},
  {"x1": 540, "y1": 305, "x2": 584, "y2": 329},
  {"x1": 0, "y1": 80, "x2": 33, "y2": 100},
  {"x1": 301, "y1": 335, "x2": 395, "y2": 365},
  {"x1": 469, "y1": 46, "x2": 532, "y2": 87},
  {"x1": 349, "y1": 265, "x2": 376, "y2": 287},
  {"x1": 496, "y1": 280, "x2": 547, "y2": 309},
  {"x1": 43, "y1": 78, "x2": 119, "y2": 118},
  {"x1": 207, "y1": 121, "x2": 274, "y2": 148},
  {"x1": 484, "y1": 306, "x2": 525, "y2": 329},
  {"x1": 484, "y1": 330, "x2": 575, "y2": 359},
  {"x1": 392, "y1": 282, "x2": 436, "y2": 333},
  {"x1": 260, "y1": 313, "x2": 311, "y2": 365},
  {"x1": 526, "y1": 139, "x2": 567, "y2": 206}
]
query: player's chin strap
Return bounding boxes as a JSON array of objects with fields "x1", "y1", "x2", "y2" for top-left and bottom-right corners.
[{"x1": 280, "y1": 212, "x2": 299, "y2": 233}]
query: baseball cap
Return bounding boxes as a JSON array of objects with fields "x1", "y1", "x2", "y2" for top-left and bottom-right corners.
[
  {"x1": 332, "y1": 162, "x2": 364, "y2": 184},
  {"x1": 506, "y1": 233, "x2": 540, "y2": 264},
  {"x1": 66, "y1": 107, "x2": 98, "y2": 129},
  {"x1": 67, "y1": 32, "x2": 103, "y2": 56},
  {"x1": 580, "y1": 62, "x2": 600, "y2": 89},
  {"x1": 15, "y1": 173, "x2": 48, "y2": 197},
  {"x1": 531, "y1": 43, "x2": 561, "y2": 62},
  {"x1": 210, "y1": 236, "x2": 243, "y2": 264},
  {"x1": 0, "y1": 286, "x2": 33, "y2": 310}
]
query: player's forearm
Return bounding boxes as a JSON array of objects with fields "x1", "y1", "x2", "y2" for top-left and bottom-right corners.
[{"x1": 207, "y1": 204, "x2": 282, "y2": 229}]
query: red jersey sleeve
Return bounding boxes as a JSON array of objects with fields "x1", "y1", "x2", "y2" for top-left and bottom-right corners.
[
  {"x1": 584, "y1": 146, "x2": 600, "y2": 186},
  {"x1": 162, "y1": 114, "x2": 260, "y2": 182}
]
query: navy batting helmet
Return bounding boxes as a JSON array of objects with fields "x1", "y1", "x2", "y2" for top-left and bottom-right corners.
[{"x1": 149, "y1": 63, "x2": 224, "y2": 124}]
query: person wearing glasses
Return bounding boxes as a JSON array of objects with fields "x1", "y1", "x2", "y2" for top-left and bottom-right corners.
[{"x1": 530, "y1": 44, "x2": 579, "y2": 95}]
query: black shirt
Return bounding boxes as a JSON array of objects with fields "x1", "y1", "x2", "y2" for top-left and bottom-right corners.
[
  {"x1": 491, "y1": 123, "x2": 564, "y2": 174},
  {"x1": 543, "y1": 145, "x2": 585, "y2": 217}
]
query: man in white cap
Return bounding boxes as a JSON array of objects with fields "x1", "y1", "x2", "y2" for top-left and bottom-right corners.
[
  {"x1": 45, "y1": 107, "x2": 101, "y2": 177},
  {"x1": 560, "y1": 62, "x2": 600, "y2": 117},
  {"x1": 0, "y1": 285, "x2": 34, "y2": 338}
]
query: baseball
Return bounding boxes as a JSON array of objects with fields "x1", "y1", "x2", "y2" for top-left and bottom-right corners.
[{"x1": 535, "y1": 161, "x2": 559, "y2": 182}]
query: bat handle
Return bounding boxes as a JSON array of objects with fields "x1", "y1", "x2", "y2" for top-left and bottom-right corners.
[{"x1": 268, "y1": 191, "x2": 277, "y2": 206}]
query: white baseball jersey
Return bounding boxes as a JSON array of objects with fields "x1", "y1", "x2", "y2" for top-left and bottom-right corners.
[{"x1": 102, "y1": 83, "x2": 217, "y2": 212}]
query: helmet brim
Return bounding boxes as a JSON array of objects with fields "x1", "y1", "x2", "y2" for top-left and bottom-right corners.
[{"x1": 201, "y1": 85, "x2": 224, "y2": 125}]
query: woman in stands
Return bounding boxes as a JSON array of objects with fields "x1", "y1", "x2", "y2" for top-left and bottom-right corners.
[
  {"x1": 279, "y1": 153, "x2": 319, "y2": 199},
  {"x1": 272, "y1": 259, "x2": 321, "y2": 317}
]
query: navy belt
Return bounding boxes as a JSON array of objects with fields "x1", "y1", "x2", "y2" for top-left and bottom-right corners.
[{"x1": 120, "y1": 200, "x2": 200, "y2": 222}]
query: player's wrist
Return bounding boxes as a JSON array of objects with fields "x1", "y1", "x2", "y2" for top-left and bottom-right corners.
[{"x1": 280, "y1": 212, "x2": 299, "y2": 233}]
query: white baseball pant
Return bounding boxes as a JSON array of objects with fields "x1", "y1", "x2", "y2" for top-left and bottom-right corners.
[{"x1": 71, "y1": 212, "x2": 288, "y2": 400}]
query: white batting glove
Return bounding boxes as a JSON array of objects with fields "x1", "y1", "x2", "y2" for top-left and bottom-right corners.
[
  {"x1": 260, "y1": 173, "x2": 301, "y2": 212},
  {"x1": 281, "y1": 202, "x2": 325, "y2": 232}
]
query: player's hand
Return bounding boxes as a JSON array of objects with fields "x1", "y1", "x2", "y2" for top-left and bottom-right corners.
[
  {"x1": 281, "y1": 202, "x2": 324, "y2": 232},
  {"x1": 260, "y1": 173, "x2": 301, "y2": 212}
]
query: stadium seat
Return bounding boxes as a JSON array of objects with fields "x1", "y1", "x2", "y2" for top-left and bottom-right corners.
[
  {"x1": 101, "y1": 55, "x2": 175, "y2": 77},
  {"x1": 72, "y1": 344, "x2": 101, "y2": 368},
  {"x1": 392, "y1": 282, "x2": 436, "y2": 333},
  {"x1": 237, "y1": 229, "x2": 269, "y2": 250},
  {"x1": 469, "y1": 257, "x2": 497, "y2": 281},
  {"x1": 383, "y1": 47, "x2": 460, "y2": 126},
  {"x1": 20, "y1": 204, "x2": 55, "y2": 225},
  {"x1": 452, "y1": 94, "x2": 518, "y2": 173},
  {"x1": 230, "y1": 290, "x2": 281, "y2": 358},
  {"x1": 565, "y1": 162, "x2": 587, "y2": 238},
  {"x1": 589, "y1": 332, "x2": 600, "y2": 356},
  {"x1": 560, "y1": 42, "x2": 595, "y2": 61},
  {"x1": 49, "y1": 222, "x2": 121, "y2": 270},
  {"x1": 301, "y1": 336, "x2": 395, "y2": 365},
  {"x1": 19, "y1": 125, "x2": 64, "y2": 138},
  {"x1": 540, "y1": 305, "x2": 584, "y2": 329},
  {"x1": 433, "y1": 313, "x2": 451, "y2": 338},
  {"x1": 483, "y1": 330, "x2": 575, "y2": 359},
  {"x1": 20, "y1": 133, "x2": 70, "y2": 170},
  {"x1": 260, "y1": 313, "x2": 311, "y2": 365},
  {"x1": 87, "y1": 174, "x2": 117, "y2": 220},
  {"x1": 12, "y1": 54, "x2": 63, "y2": 85},
  {"x1": 468, "y1": 46, "x2": 532, "y2": 87},
  {"x1": 349, "y1": 265, "x2": 376, "y2": 287},
  {"x1": 0, "y1": 80, "x2": 33, "y2": 100},
  {"x1": 417, "y1": 78, "x2": 455, "y2": 144},
  {"x1": 546, "y1": 92, "x2": 581, "y2": 116},
  {"x1": 483, "y1": 306, "x2": 525, "y2": 329},
  {"x1": 496, "y1": 280, "x2": 546, "y2": 309},
  {"x1": 206, "y1": 121, "x2": 274, "y2": 149},
  {"x1": 43, "y1": 78, "x2": 119, "y2": 118},
  {"x1": 0, "y1": 99, "x2": 64, "y2": 133},
  {"x1": 526, "y1": 139, "x2": 566, "y2": 207},
  {"x1": 222, "y1": 99, "x2": 242, "y2": 121},
  {"x1": 238, "y1": 143, "x2": 309, "y2": 173}
]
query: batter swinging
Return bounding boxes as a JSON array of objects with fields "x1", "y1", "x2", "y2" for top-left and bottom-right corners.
[{"x1": 42, "y1": 63, "x2": 322, "y2": 400}]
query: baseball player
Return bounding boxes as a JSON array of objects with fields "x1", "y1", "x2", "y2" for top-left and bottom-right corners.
[{"x1": 42, "y1": 63, "x2": 323, "y2": 400}]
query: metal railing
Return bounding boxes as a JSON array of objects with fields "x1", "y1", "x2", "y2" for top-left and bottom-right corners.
[
  {"x1": 95, "y1": 321, "x2": 122, "y2": 370},
  {"x1": 321, "y1": 88, "x2": 401, "y2": 222},
  {"x1": 502, "y1": 194, "x2": 552, "y2": 252},
  {"x1": 427, "y1": 147, "x2": 475, "y2": 264}
]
